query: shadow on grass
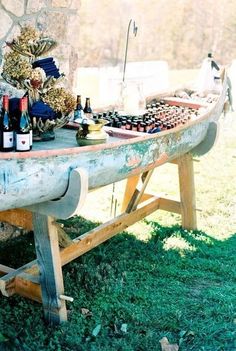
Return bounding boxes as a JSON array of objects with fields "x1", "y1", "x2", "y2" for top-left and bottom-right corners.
[{"x1": 0, "y1": 216, "x2": 235, "y2": 351}]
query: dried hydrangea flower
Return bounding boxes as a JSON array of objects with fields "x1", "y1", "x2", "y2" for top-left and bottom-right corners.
[
  {"x1": 2, "y1": 51, "x2": 32, "y2": 82},
  {"x1": 4, "y1": 26, "x2": 41, "y2": 54},
  {"x1": 2, "y1": 24, "x2": 75, "y2": 129},
  {"x1": 42, "y1": 87, "x2": 76, "y2": 114},
  {"x1": 17, "y1": 26, "x2": 41, "y2": 51}
]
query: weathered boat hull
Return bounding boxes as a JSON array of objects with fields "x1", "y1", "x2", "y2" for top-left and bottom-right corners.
[{"x1": 0, "y1": 77, "x2": 227, "y2": 212}]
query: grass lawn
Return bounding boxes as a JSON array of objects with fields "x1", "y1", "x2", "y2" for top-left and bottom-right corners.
[{"x1": 0, "y1": 102, "x2": 235, "y2": 349}]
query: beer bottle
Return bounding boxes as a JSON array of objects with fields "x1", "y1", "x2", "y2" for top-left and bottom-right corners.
[
  {"x1": 74, "y1": 95, "x2": 84, "y2": 122},
  {"x1": 83, "y1": 97, "x2": 92, "y2": 118}
]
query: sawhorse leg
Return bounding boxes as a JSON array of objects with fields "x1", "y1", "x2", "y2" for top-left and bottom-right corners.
[
  {"x1": 121, "y1": 153, "x2": 197, "y2": 230},
  {"x1": 0, "y1": 167, "x2": 87, "y2": 325},
  {"x1": 177, "y1": 153, "x2": 197, "y2": 230},
  {"x1": 121, "y1": 175, "x2": 140, "y2": 212},
  {"x1": 33, "y1": 213, "x2": 67, "y2": 324}
]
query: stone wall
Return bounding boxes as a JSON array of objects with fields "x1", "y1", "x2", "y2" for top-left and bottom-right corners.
[{"x1": 0, "y1": 0, "x2": 81, "y2": 90}]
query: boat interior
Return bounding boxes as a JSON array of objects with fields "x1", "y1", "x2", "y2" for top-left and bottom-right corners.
[{"x1": 0, "y1": 93, "x2": 219, "y2": 155}]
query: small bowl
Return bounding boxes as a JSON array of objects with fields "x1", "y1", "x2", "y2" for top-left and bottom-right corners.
[
  {"x1": 76, "y1": 119, "x2": 108, "y2": 146},
  {"x1": 81, "y1": 118, "x2": 107, "y2": 132},
  {"x1": 76, "y1": 137, "x2": 107, "y2": 146}
]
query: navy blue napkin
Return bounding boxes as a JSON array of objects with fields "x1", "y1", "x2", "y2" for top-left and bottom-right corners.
[
  {"x1": 33, "y1": 57, "x2": 60, "y2": 78},
  {"x1": 34, "y1": 57, "x2": 54, "y2": 64},
  {"x1": 29, "y1": 101, "x2": 57, "y2": 120}
]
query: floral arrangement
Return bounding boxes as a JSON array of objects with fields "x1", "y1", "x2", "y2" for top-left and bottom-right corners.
[{"x1": 1, "y1": 25, "x2": 76, "y2": 140}]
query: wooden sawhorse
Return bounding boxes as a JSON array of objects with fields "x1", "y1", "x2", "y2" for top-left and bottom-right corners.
[{"x1": 0, "y1": 153, "x2": 197, "y2": 324}]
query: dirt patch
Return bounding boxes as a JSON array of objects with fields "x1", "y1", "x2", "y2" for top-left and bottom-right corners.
[{"x1": 0, "y1": 222, "x2": 29, "y2": 242}]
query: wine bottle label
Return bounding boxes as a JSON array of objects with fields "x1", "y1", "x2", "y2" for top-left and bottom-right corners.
[
  {"x1": 3, "y1": 131, "x2": 14, "y2": 148},
  {"x1": 29, "y1": 130, "x2": 33, "y2": 146},
  {"x1": 16, "y1": 133, "x2": 30, "y2": 151}
]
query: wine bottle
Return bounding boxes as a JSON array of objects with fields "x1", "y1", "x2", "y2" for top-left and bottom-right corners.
[
  {"x1": 83, "y1": 97, "x2": 92, "y2": 118},
  {"x1": 23, "y1": 96, "x2": 32, "y2": 149},
  {"x1": 74, "y1": 95, "x2": 84, "y2": 122},
  {"x1": 0, "y1": 95, "x2": 14, "y2": 152},
  {"x1": 15, "y1": 98, "x2": 30, "y2": 152}
]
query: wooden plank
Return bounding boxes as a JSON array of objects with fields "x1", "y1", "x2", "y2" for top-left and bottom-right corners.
[
  {"x1": 0, "y1": 195, "x2": 182, "y2": 300},
  {"x1": 169, "y1": 159, "x2": 179, "y2": 165},
  {"x1": 0, "y1": 193, "x2": 181, "y2": 303},
  {"x1": 159, "y1": 198, "x2": 181, "y2": 214},
  {"x1": 0, "y1": 269, "x2": 41, "y2": 302},
  {"x1": 0, "y1": 264, "x2": 15, "y2": 275},
  {"x1": 1, "y1": 194, "x2": 180, "y2": 300},
  {"x1": 125, "y1": 192, "x2": 181, "y2": 214},
  {"x1": 0, "y1": 209, "x2": 33, "y2": 230},
  {"x1": 0, "y1": 260, "x2": 37, "y2": 296},
  {"x1": 15, "y1": 276, "x2": 42, "y2": 303},
  {"x1": 126, "y1": 170, "x2": 154, "y2": 213},
  {"x1": 0, "y1": 197, "x2": 162, "y2": 302},
  {"x1": 121, "y1": 175, "x2": 140, "y2": 212},
  {"x1": 60, "y1": 196, "x2": 161, "y2": 266},
  {"x1": 32, "y1": 213, "x2": 67, "y2": 324},
  {"x1": 177, "y1": 153, "x2": 197, "y2": 230}
]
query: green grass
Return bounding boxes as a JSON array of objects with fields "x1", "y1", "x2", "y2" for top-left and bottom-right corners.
[
  {"x1": 0, "y1": 219, "x2": 235, "y2": 351},
  {"x1": 0, "y1": 109, "x2": 236, "y2": 349}
]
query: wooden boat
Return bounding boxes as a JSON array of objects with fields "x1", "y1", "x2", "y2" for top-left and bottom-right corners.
[
  {"x1": 0, "y1": 73, "x2": 228, "y2": 326},
  {"x1": 0, "y1": 74, "x2": 227, "y2": 213}
]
